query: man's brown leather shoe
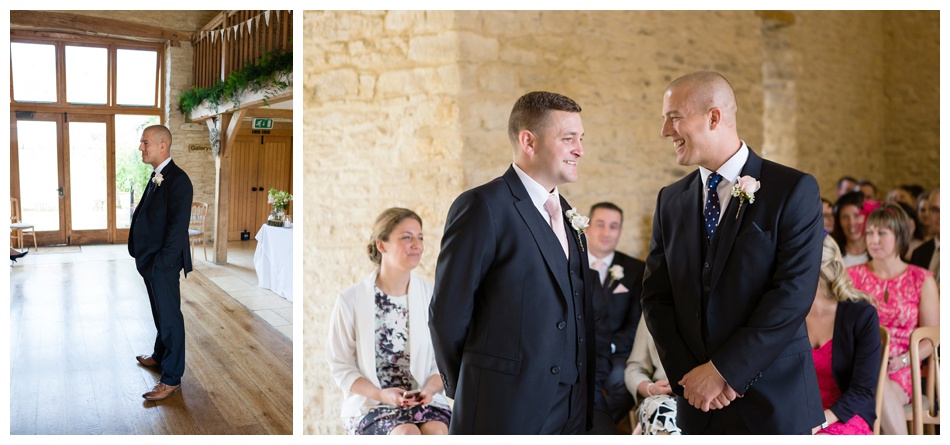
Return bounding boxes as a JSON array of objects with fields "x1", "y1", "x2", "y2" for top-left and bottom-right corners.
[
  {"x1": 136, "y1": 355, "x2": 160, "y2": 367},
  {"x1": 143, "y1": 382, "x2": 181, "y2": 401}
]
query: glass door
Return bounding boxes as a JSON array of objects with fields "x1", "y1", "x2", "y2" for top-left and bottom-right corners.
[
  {"x1": 12, "y1": 113, "x2": 137, "y2": 245},
  {"x1": 65, "y1": 115, "x2": 111, "y2": 244},
  {"x1": 12, "y1": 112, "x2": 67, "y2": 246}
]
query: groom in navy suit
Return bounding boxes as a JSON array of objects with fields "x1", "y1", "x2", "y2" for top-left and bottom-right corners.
[
  {"x1": 128, "y1": 125, "x2": 193, "y2": 401},
  {"x1": 641, "y1": 71, "x2": 825, "y2": 434},
  {"x1": 430, "y1": 92, "x2": 596, "y2": 434}
]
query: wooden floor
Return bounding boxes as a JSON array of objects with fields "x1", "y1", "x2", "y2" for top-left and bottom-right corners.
[{"x1": 9, "y1": 250, "x2": 293, "y2": 434}]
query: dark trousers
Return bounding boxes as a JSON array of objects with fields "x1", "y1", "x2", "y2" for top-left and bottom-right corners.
[
  {"x1": 143, "y1": 265, "x2": 185, "y2": 386},
  {"x1": 539, "y1": 382, "x2": 587, "y2": 434},
  {"x1": 603, "y1": 354, "x2": 635, "y2": 422}
]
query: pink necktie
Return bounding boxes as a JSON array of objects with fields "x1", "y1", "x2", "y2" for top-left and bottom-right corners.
[
  {"x1": 544, "y1": 194, "x2": 570, "y2": 258},
  {"x1": 591, "y1": 259, "x2": 606, "y2": 284}
]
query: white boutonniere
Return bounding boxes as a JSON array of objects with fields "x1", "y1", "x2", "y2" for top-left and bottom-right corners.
[
  {"x1": 565, "y1": 208, "x2": 590, "y2": 252},
  {"x1": 608, "y1": 264, "x2": 624, "y2": 287},
  {"x1": 731, "y1": 175, "x2": 760, "y2": 220},
  {"x1": 152, "y1": 173, "x2": 164, "y2": 187}
]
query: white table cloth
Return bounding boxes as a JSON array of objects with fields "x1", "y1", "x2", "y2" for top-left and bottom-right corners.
[{"x1": 254, "y1": 224, "x2": 293, "y2": 301}]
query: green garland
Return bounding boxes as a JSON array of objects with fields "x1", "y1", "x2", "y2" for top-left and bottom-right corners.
[{"x1": 177, "y1": 47, "x2": 292, "y2": 116}]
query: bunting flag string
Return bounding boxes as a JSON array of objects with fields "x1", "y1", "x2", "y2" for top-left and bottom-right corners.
[{"x1": 194, "y1": 10, "x2": 289, "y2": 44}]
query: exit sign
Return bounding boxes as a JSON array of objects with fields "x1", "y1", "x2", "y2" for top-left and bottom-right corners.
[{"x1": 252, "y1": 118, "x2": 274, "y2": 129}]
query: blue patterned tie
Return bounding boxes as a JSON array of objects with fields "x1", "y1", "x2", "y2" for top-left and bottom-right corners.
[
  {"x1": 143, "y1": 171, "x2": 156, "y2": 202},
  {"x1": 704, "y1": 173, "x2": 723, "y2": 244}
]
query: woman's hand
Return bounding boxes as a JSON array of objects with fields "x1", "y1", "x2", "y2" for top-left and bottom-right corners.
[
  {"x1": 651, "y1": 379, "x2": 673, "y2": 395},
  {"x1": 379, "y1": 387, "x2": 409, "y2": 406},
  {"x1": 887, "y1": 352, "x2": 909, "y2": 374},
  {"x1": 413, "y1": 387, "x2": 434, "y2": 406}
]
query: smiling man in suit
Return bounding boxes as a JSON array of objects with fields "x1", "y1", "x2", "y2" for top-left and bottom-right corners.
[
  {"x1": 430, "y1": 91, "x2": 596, "y2": 434},
  {"x1": 585, "y1": 202, "x2": 645, "y2": 431},
  {"x1": 641, "y1": 71, "x2": 825, "y2": 434},
  {"x1": 128, "y1": 124, "x2": 193, "y2": 401}
]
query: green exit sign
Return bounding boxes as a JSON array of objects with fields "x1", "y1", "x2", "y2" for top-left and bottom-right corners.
[{"x1": 253, "y1": 118, "x2": 274, "y2": 129}]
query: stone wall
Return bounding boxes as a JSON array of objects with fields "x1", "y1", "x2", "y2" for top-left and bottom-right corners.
[
  {"x1": 302, "y1": 10, "x2": 939, "y2": 434},
  {"x1": 164, "y1": 40, "x2": 218, "y2": 242}
]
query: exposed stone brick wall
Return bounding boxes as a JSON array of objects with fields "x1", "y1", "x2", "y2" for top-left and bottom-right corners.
[
  {"x1": 165, "y1": 41, "x2": 218, "y2": 241},
  {"x1": 302, "y1": 10, "x2": 938, "y2": 434}
]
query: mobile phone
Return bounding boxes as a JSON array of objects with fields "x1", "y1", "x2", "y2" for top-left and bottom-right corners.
[{"x1": 402, "y1": 389, "x2": 421, "y2": 400}]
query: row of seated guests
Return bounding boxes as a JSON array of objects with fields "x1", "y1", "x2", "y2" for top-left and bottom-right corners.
[
  {"x1": 326, "y1": 202, "x2": 936, "y2": 435},
  {"x1": 847, "y1": 203, "x2": 939, "y2": 435},
  {"x1": 825, "y1": 179, "x2": 940, "y2": 284}
]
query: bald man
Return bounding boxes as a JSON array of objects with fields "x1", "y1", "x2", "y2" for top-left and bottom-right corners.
[
  {"x1": 128, "y1": 124, "x2": 194, "y2": 401},
  {"x1": 641, "y1": 71, "x2": 824, "y2": 434}
]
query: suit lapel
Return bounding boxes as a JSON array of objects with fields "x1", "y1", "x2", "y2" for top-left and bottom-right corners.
[
  {"x1": 708, "y1": 150, "x2": 763, "y2": 292},
  {"x1": 679, "y1": 172, "x2": 704, "y2": 294},
  {"x1": 504, "y1": 168, "x2": 573, "y2": 302}
]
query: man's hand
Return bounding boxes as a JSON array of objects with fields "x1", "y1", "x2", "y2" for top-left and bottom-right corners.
[{"x1": 679, "y1": 361, "x2": 734, "y2": 412}]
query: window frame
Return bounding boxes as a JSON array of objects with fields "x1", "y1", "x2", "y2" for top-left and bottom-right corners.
[{"x1": 10, "y1": 31, "x2": 165, "y2": 115}]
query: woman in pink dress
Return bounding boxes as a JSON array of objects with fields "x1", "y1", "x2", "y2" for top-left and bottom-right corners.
[
  {"x1": 808, "y1": 236, "x2": 881, "y2": 435},
  {"x1": 847, "y1": 203, "x2": 939, "y2": 435}
]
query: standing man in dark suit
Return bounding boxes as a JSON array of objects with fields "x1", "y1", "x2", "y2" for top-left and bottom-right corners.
[
  {"x1": 585, "y1": 202, "x2": 646, "y2": 430},
  {"x1": 430, "y1": 91, "x2": 596, "y2": 434},
  {"x1": 641, "y1": 71, "x2": 825, "y2": 434},
  {"x1": 128, "y1": 125, "x2": 194, "y2": 401}
]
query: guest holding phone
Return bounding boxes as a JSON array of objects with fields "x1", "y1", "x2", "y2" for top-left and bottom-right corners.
[{"x1": 327, "y1": 208, "x2": 450, "y2": 435}]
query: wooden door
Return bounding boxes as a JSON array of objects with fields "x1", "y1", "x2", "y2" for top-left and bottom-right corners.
[{"x1": 228, "y1": 135, "x2": 292, "y2": 241}]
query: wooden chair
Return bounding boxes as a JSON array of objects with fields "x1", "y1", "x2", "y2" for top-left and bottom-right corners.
[
  {"x1": 873, "y1": 325, "x2": 891, "y2": 434},
  {"x1": 10, "y1": 197, "x2": 37, "y2": 251},
  {"x1": 904, "y1": 326, "x2": 940, "y2": 434},
  {"x1": 188, "y1": 202, "x2": 209, "y2": 261}
]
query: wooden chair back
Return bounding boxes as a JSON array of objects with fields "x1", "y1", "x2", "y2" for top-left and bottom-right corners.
[
  {"x1": 189, "y1": 202, "x2": 209, "y2": 261},
  {"x1": 873, "y1": 325, "x2": 890, "y2": 434},
  {"x1": 908, "y1": 325, "x2": 940, "y2": 434}
]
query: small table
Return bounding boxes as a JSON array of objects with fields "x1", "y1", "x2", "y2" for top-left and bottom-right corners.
[{"x1": 254, "y1": 224, "x2": 293, "y2": 301}]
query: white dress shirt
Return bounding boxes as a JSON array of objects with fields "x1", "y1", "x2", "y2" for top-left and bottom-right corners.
[
  {"x1": 153, "y1": 156, "x2": 172, "y2": 175},
  {"x1": 512, "y1": 162, "x2": 561, "y2": 222},
  {"x1": 699, "y1": 142, "x2": 750, "y2": 225},
  {"x1": 588, "y1": 251, "x2": 615, "y2": 284}
]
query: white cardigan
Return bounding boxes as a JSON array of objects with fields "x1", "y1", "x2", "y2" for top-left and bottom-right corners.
[{"x1": 326, "y1": 271, "x2": 448, "y2": 418}]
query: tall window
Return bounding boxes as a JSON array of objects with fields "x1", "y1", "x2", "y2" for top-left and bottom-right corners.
[
  {"x1": 10, "y1": 37, "x2": 162, "y2": 110},
  {"x1": 10, "y1": 34, "x2": 165, "y2": 243}
]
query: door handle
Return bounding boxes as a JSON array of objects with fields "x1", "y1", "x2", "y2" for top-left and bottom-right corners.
[{"x1": 57, "y1": 187, "x2": 64, "y2": 198}]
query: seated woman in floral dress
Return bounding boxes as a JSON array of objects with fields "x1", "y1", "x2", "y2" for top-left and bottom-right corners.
[
  {"x1": 327, "y1": 208, "x2": 451, "y2": 435},
  {"x1": 848, "y1": 203, "x2": 939, "y2": 435},
  {"x1": 807, "y1": 236, "x2": 881, "y2": 435}
]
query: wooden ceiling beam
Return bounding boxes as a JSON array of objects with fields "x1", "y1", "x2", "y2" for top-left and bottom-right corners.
[
  {"x1": 10, "y1": 11, "x2": 193, "y2": 43},
  {"x1": 244, "y1": 108, "x2": 293, "y2": 120}
]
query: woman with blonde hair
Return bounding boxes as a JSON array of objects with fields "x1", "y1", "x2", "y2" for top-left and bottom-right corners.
[
  {"x1": 807, "y1": 236, "x2": 881, "y2": 435},
  {"x1": 848, "y1": 203, "x2": 939, "y2": 435},
  {"x1": 326, "y1": 207, "x2": 450, "y2": 435}
]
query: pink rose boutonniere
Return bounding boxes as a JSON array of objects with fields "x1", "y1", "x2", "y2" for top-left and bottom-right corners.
[
  {"x1": 153, "y1": 173, "x2": 164, "y2": 187},
  {"x1": 731, "y1": 175, "x2": 760, "y2": 220}
]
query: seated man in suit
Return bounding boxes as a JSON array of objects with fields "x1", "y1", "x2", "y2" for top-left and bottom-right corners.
[
  {"x1": 910, "y1": 188, "x2": 939, "y2": 284},
  {"x1": 585, "y1": 202, "x2": 646, "y2": 429}
]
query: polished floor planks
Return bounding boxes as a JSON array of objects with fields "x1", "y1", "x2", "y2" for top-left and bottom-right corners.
[{"x1": 9, "y1": 249, "x2": 292, "y2": 435}]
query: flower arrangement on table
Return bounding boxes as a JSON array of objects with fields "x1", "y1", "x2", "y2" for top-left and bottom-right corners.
[{"x1": 267, "y1": 189, "x2": 293, "y2": 226}]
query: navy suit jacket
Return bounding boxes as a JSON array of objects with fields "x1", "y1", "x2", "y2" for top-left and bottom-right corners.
[
  {"x1": 430, "y1": 166, "x2": 596, "y2": 434},
  {"x1": 602, "y1": 251, "x2": 645, "y2": 357},
  {"x1": 641, "y1": 149, "x2": 825, "y2": 434},
  {"x1": 828, "y1": 300, "x2": 882, "y2": 428},
  {"x1": 128, "y1": 159, "x2": 194, "y2": 280}
]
